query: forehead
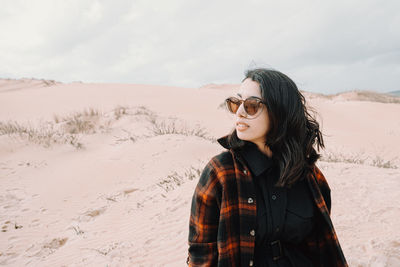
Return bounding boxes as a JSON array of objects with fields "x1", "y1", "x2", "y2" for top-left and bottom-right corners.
[{"x1": 236, "y1": 78, "x2": 261, "y2": 98}]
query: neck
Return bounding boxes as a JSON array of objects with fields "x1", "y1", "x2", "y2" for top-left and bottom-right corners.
[{"x1": 256, "y1": 143, "x2": 272, "y2": 158}]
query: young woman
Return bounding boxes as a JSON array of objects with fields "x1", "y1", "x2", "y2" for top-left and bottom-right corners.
[{"x1": 187, "y1": 68, "x2": 348, "y2": 267}]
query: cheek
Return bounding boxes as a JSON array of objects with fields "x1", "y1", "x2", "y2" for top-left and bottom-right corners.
[
  {"x1": 252, "y1": 115, "x2": 269, "y2": 135},
  {"x1": 260, "y1": 113, "x2": 270, "y2": 135}
]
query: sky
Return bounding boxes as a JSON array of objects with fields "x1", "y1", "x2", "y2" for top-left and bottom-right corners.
[{"x1": 1, "y1": 0, "x2": 399, "y2": 94}]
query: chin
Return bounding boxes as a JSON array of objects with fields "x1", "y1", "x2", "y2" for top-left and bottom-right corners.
[
  {"x1": 236, "y1": 131, "x2": 251, "y2": 141},
  {"x1": 236, "y1": 129, "x2": 265, "y2": 144}
]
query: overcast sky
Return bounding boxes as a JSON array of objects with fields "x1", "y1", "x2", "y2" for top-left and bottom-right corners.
[{"x1": 1, "y1": 0, "x2": 399, "y2": 94}]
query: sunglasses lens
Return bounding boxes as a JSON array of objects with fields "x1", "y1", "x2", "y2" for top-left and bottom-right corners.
[
  {"x1": 244, "y1": 99, "x2": 260, "y2": 115},
  {"x1": 226, "y1": 97, "x2": 263, "y2": 116},
  {"x1": 226, "y1": 98, "x2": 240, "y2": 113}
]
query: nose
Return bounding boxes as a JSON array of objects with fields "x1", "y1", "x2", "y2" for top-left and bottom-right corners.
[{"x1": 236, "y1": 101, "x2": 247, "y2": 118}]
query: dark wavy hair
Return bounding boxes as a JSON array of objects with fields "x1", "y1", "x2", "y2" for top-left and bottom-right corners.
[{"x1": 227, "y1": 68, "x2": 324, "y2": 187}]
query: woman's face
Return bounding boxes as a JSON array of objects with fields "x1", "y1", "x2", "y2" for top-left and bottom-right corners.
[{"x1": 235, "y1": 78, "x2": 270, "y2": 147}]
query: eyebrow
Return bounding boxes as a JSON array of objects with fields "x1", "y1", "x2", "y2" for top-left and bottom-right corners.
[{"x1": 236, "y1": 93, "x2": 259, "y2": 98}]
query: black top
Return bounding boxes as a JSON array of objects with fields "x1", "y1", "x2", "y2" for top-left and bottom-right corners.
[{"x1": 238, "y1": 142, "x2": 315, "y2": 267}]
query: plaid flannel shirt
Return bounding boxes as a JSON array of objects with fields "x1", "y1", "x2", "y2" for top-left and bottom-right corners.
[{"x1": 187, "y1": 134, "x2": 348, "y2": 267}]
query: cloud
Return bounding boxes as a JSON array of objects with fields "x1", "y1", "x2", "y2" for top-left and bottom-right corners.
[{"x1": 0, "y1": 0, "x2": 399, "y2": 93}]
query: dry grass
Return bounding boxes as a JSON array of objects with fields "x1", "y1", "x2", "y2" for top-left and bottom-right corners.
[
  {"x1": 0, "y1": 121, "x2": 83, "y2": 149},
  {"x1": 1, "y1": 105, "x2": 216, "y2": 149},
  {"x1": 152, "y1": 119, "x2": 204, "y2": 137},
  {"x1": 150, "y1": 118, "x2": 215, "y2": 142},
  {"x1": 41, "y1": 79, "x2": 58, "y2": 87},
  {"x1": 321, "y1": 150, "x2": 398, "y2": 169},
  {"x1": 0, "y1": 107, "x2": 107, "y2": 149},
  {"x1": 371, "y1": 156, "x2": 398, "y2": 169},
  {"x1": 133, "y1": 105, "x2": 156, "y2": 117},
  {"x1": 113, "y1": 106, "x2": 129, "y2": 120},
  {"x1": 128, "y1": 106, "x2": 215, "y2": 142},
  {"x1": 0, "y1": 121, "x2": 26, "y2": 135},
  {"x1": 321, "y1": 150, "x2": 367, "y2": 165},
  {"x1": 133, "y1": 106, "x2": 157, "y2": 124},
  {"x1": 54, "y1": 108, "x2": 101, "y2": 134},
  {"x1": 157, "y1": 166, "x2": 203, "y2": 192}
]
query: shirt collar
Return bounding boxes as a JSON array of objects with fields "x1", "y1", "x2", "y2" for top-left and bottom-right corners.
[{"x1": 238, "y1": 141, "x2": 274, "y2": 176}]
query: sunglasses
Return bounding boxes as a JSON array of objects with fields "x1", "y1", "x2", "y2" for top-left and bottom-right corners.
[{"x1": 225, "y1": 96, "x2": 266, "y2": 116}]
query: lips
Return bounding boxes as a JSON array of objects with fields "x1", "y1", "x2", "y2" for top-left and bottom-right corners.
[
  {"x1": 236, "y1": 122, "x2": 250, "y2": 131},
  {"x1": 236, "y1": 121, "x2": 249, "y2": 127}
]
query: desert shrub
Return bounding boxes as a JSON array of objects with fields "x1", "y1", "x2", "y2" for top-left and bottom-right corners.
[
  {"x1": 133, "y1": 106, "x2": 155, "y2": 116},
  {"x1": 133, "y1": 106, "x2": 157, "y2": 124},
  {"x1": 321, "y1": 150, "x2": 366, "y2": 164},
  {"x1": 185, "y1": 166, "x2": 202, "y2": 181},
  {"x1": 54, "y1": 108, "x2": 101, "y2": 134},
  {"x1": 0, "y1": 121, "x2": 26, "y2": 135},
  {"x1": 320, "y1": 149, "x2": 398, "y2": 169},
  {"x1": 157, "y1": 171, "x2": 183, "y2": 192},
  {"x1": 64, "y1": 116, "x2": 97, "y2": 134},
  {"x1": 1, "y1": 105, "x2": 216, "y2": 149},
  {"x1": 42, "y1": 79, "x2": 57, "y2": 86},
  {"x1": 371, "y1": 156, "x2": 398, "y2": 169},
  {"x1": 0, "y1": 120, "x2": 83, "y2": 149},
  {"x1": 114, "y1": 106, "x2": 129, "y2": 120},
  {"x1": 150, "y1": 118, "x2": 215, "y2": 142},
  {"x1": 157, "y1": 166, "x2": 203, "y2": 192}
]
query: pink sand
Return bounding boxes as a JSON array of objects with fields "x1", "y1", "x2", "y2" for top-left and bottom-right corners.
[{"x1": 0, "y1": 79, "x2": 399, "y2": 266}]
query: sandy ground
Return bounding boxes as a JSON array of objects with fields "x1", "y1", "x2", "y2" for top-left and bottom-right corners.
[{"x1": 0, "y1": 79, "x2": 399, "y2": 266}]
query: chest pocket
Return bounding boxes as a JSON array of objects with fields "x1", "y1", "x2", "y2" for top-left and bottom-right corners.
[{"x1": 283, "y1": 179, "x2": 315, "y2": 244}]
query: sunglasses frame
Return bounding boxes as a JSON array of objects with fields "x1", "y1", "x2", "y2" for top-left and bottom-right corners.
[{"x1": 225, "y1": 96, "x2": 266, "y2": 118}]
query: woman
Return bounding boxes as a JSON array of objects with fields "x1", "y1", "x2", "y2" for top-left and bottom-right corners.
[{"x1": 187, "y1": 68, "x2": 348, "y2": 267}]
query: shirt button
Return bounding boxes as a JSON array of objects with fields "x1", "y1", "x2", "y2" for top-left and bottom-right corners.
[
  {"x1": 250, "y1": 229, "x2": 255, "y2": 236},
  {"x1": 271, "y1": 194, "x2": 277, "y2": 200},
  {"x1": 249, "y1": 260, "x2": 254, "y2": 266},
  {"x1": 248, "y1": 197, "x2": 254, "y2": 204}
]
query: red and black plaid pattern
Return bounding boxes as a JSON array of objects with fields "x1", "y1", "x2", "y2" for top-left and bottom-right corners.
[{"x1": 187, "y1": 135, "x2": 348, "y2": 267}]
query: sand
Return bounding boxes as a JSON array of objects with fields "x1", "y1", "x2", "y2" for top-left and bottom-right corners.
[{"x1": 0, "y1": 78, "x2": 399, "y2": 266}]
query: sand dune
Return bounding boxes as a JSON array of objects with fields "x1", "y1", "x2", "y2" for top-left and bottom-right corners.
[{"x1": 0, "y1": 79, "x2": 399, "y2": 266}]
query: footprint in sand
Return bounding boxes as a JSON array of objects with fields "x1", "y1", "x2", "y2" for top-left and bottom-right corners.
[
  {"x1": 123, "y1": 188, "x2": 138, "y2": 195},
  {"x1": 78, "y1": 207, "x2": 107, "y2": 222},
  {"x1": 43, "y1": 237, "x2": 68, "y2": 249},
  {"x1": 30, "y1": 219, "x2": 40, "y2": 227},
  {"x1": 26, "y1": 237, "x2": 68, "y2": 257},
  {"x1": 0, "y1": 193, "x2": 23, "y2": 213},
  {"x1": 1, "y1": 221, "x2": 22, "y2": 232}
]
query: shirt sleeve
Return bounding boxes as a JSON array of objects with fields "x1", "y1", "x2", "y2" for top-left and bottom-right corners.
[
  {"x1": 301, "y1": 165, "x2": 348, "y2": 267},
  {"x1": 313, "y1": 165, "x2": 331, "y2": 215},
  {"x1": 299, "y1": 165, "x2": 335, "y2": 266},
  {"x1": 187, "y1": 159, "x2": 222, "y2": 266}
]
